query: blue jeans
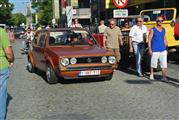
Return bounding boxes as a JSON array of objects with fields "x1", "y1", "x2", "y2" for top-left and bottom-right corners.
[
  {"x1": 0, "y1": 68, "x2": 9, "y2": 120},
  {"x1": 132, "y1": 42, "x2": 145, "y2": 75}
]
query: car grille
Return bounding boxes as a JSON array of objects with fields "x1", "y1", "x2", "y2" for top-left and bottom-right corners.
[
  {"x1": 66, "y1": 66, "x2": 112, "y2": 71},
  {"x1": 77, "y1": 57, "x2": 102, "y2": 64}
]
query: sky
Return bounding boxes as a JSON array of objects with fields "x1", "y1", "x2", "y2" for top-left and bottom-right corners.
[{"x1": 9, "y1": 0, "x2": 31, "y2": 14}]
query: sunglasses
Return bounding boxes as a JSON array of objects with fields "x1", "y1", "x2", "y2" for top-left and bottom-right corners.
[
  {"x1": 110, "y1": 23, "x2": 115, "y2": 26},
  {"x1": 137, "y1": 20, "x2": 142, "y2": 23},
  {"x1": 157, "y1": 20, "x2": 163, "y2": 23}
]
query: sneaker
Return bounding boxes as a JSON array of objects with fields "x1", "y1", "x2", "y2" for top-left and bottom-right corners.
[
  {"x1": 138, "y1": 73, "x2": 143, "y2": 77},
  {"x1": 149, "y1": 74, "x2": 154, "y2": 80},
  {"x1": 161, "y1": 77, "x2": 169, "y2": 82}
]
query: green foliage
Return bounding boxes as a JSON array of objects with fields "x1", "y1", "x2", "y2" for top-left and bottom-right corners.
[
  {"x1": 0, "y1": 0, "x2": 14, "y2": 24},
  {"x1": 32, "y1": 0, "x2": 53, "y2": 25},
  {"x1": 9, "y1": 13, "x2": 26, "y2": 26}
]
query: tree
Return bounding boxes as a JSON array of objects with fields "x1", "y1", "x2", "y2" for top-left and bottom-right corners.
[
  {"x1": 0, "y1": 0, "x2": 14, "y2": 24},
  {"x1": 9, "y1": 13, "x2": 26, "y2": 26},
  {"x1": 32, "y1": 0, "x2": 53, "y2": 25}
]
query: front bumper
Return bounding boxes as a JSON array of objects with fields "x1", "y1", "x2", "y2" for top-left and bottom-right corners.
[{"x1": 56, "y1": 65, "x2": 116, "y2": 79}]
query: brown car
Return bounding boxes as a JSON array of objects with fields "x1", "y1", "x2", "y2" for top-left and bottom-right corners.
[{"x1": 27, "y1": 28, "x2": 117, "y2": 84}]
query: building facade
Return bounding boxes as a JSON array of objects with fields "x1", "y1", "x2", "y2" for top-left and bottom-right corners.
[
  {"x1": 57, "y1": 0, "x2": 178, "y2": 26},
  {"x1": 91, "y1": 0, "x2": 178, "y2": 24}
]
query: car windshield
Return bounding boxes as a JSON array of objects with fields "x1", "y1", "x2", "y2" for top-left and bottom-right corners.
[
  {"x1": 141, "y1": 9, "x2": 174, "y2": 22},
  {"x1": 49, "y1": 30, "x2": 97, "y2": 46}
]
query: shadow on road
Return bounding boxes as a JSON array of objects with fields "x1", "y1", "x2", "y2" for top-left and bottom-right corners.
[
  {"x1": 124, "y1": 74, "x2": 179, "y2": 88},
  {"x1": 119, "y1": 67, "x2": 136, "y2": 76},
  {"x1": 58, "y1": 78, "x2": 105, "y2": 84},
  {"x1": 154, "y1": 75, "x2": 179, "y2": 88},
  {"x1": 125, "y1": 80, "x2": 152, "y2": 84}
]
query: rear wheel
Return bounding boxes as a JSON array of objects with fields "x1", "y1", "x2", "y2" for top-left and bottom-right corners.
[{"x1": 46, "y1": 64, "x2": 59, "y2": 84}]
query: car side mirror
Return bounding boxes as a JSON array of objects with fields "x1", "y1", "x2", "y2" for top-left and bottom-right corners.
[{"x1": 170, "y1": 20, "x2": 175, "y2": 27}]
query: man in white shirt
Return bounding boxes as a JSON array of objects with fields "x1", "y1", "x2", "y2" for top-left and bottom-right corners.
[
  {"x1": 129, "y1": 17, "x2": 147, "y2": 77},
  {"x1": 98, "y1": 20, "x2": 107, "y2": 33}
]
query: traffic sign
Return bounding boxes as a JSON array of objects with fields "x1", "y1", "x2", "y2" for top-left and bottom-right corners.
[
  {"x1": 113, "y1": 0, "x2": 128, "y2": 8},
  {"x1": 113, "y1": 9, "x2": 128, "y2": 18}
]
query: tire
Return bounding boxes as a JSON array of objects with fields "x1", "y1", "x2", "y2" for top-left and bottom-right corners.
[
  {"x1": 104, "y1": 73, "x2": 113, "y2": 81},
  {"x1": 27, "y1": 59, "x2": 35, "y2": 73},
  {"x1": 46, "y1": 64, "x2": 59, "y2": 84}
]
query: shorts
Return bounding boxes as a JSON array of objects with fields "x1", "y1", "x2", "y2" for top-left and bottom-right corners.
[{"x1": 151, "y1": 50, "x2": 167, "y2": 68}]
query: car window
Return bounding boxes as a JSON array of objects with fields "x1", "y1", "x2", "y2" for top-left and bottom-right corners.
[
  {"x1": 49, "y1": 30, "x2": 97, "y2": 46},
  {"x1": 33, "y1": 32, "x2": 40, "y2": 46},
  {"x1": 37, "y1": 32, "x2": 46, "y2": 48},
  {"x1": 141, "y1": 9, "x2": 174, "y2": 21}
]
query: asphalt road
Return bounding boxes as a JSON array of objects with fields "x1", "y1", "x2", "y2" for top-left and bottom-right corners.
[{"x1": 6, "y1": 39, "x2": 179, "y2": 120}]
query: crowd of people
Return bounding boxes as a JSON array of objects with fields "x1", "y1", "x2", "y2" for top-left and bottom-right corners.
[{"x1": 101, "y1": 16, "x2": 168, "y2": 80}]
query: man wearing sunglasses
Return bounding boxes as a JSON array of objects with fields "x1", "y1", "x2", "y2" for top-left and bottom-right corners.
[
  {"x1": 148, "y1": 16, "x2": 168, "y2": 81},
  {"x1": 103, "y1": 19, "x2": 123, "y2": 66},
  {"x1": 129, "y1": 17, "x2": 147, "y2": 77}
]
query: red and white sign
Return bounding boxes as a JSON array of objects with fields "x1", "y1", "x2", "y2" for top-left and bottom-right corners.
[
  {"x1": 114, "y1": 0, "x2": 128, "y2": 8},
  {"x1": 113, "y1": 9, "x2": 128, "y2": 18}
]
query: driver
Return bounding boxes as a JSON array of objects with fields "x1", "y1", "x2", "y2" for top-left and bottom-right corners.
[{"x1": 68, "y1": 33, "x2": 79, "y2": 45}]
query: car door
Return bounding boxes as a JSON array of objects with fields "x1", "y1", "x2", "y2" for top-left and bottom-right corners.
[
  {"x1": 37, "y1": 31, "x2": 47, "y2": 71},
  {"x1": 33, "y1": 31, "x2": 47, "y2": 71},
  {"x1": 31, "y1": 31, "x2": 41, "y2": 69}
]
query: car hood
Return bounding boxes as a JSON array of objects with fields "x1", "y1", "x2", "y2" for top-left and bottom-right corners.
[{"x1": 48, "y1": 45, "x2": 113, "y2": 57}]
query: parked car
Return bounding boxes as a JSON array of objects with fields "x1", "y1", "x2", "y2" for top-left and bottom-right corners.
[
  {"x1": 27, "y1": 28, "x2": 117, "y2": 84},
  {"x1": 0, "y1": 24, "x2": 6, "y2": 28},
  {"x1": 13, "y1": 27, "x2": 26, "y2": 39}
]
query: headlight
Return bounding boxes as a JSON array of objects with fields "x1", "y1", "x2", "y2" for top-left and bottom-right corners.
[
  {"x1": 70, "y1": 57, "x2": 77, "y2": 64},
  {"x1": 108, "y1": 56, "x2": 116, "y2": 64},
  {"x1": 61, "y1": 58, "x2": 69, "y2": 66},
  {"x1": 101, "y1": 56, "x2": 107, "y2": 63}
]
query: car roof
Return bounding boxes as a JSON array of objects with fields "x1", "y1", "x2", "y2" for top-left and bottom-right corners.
[{"x1": 37, "y1": 27, "x2": 87, "y2": 33}]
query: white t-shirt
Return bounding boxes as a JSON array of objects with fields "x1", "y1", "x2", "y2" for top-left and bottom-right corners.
[
  {"x1": 129, "y1": 25, "x2": 147, "y2": 43},
  {"x1": 98, "y1": 24, "x2": 107, "y2": 33},
  {"x1": 26, "y1": 31, "x2": 34, "y2": 41},
  {"x1": 71, "y1": 23, "x2": 82, "y2": 28}
]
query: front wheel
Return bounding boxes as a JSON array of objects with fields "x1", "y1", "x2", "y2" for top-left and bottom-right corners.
[
  {"x1": 104, "y1": 73, "x2": 113, "y2": 81},
  {"x1": 27, "y1": 59, "x2": 36, "y2": 73},
  {"x1": 46, "y1": 64, "x2": 59, "y2": 84}
]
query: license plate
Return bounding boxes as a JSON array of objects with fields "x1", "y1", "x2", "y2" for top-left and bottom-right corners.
[{"x1": 79, "y1": 70, "x2": 101, "y2": 76}]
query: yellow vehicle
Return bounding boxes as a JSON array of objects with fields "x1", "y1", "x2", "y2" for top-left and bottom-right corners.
[{"x1": 140, "y1": 8, "x2": 179, "y2": 51}]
